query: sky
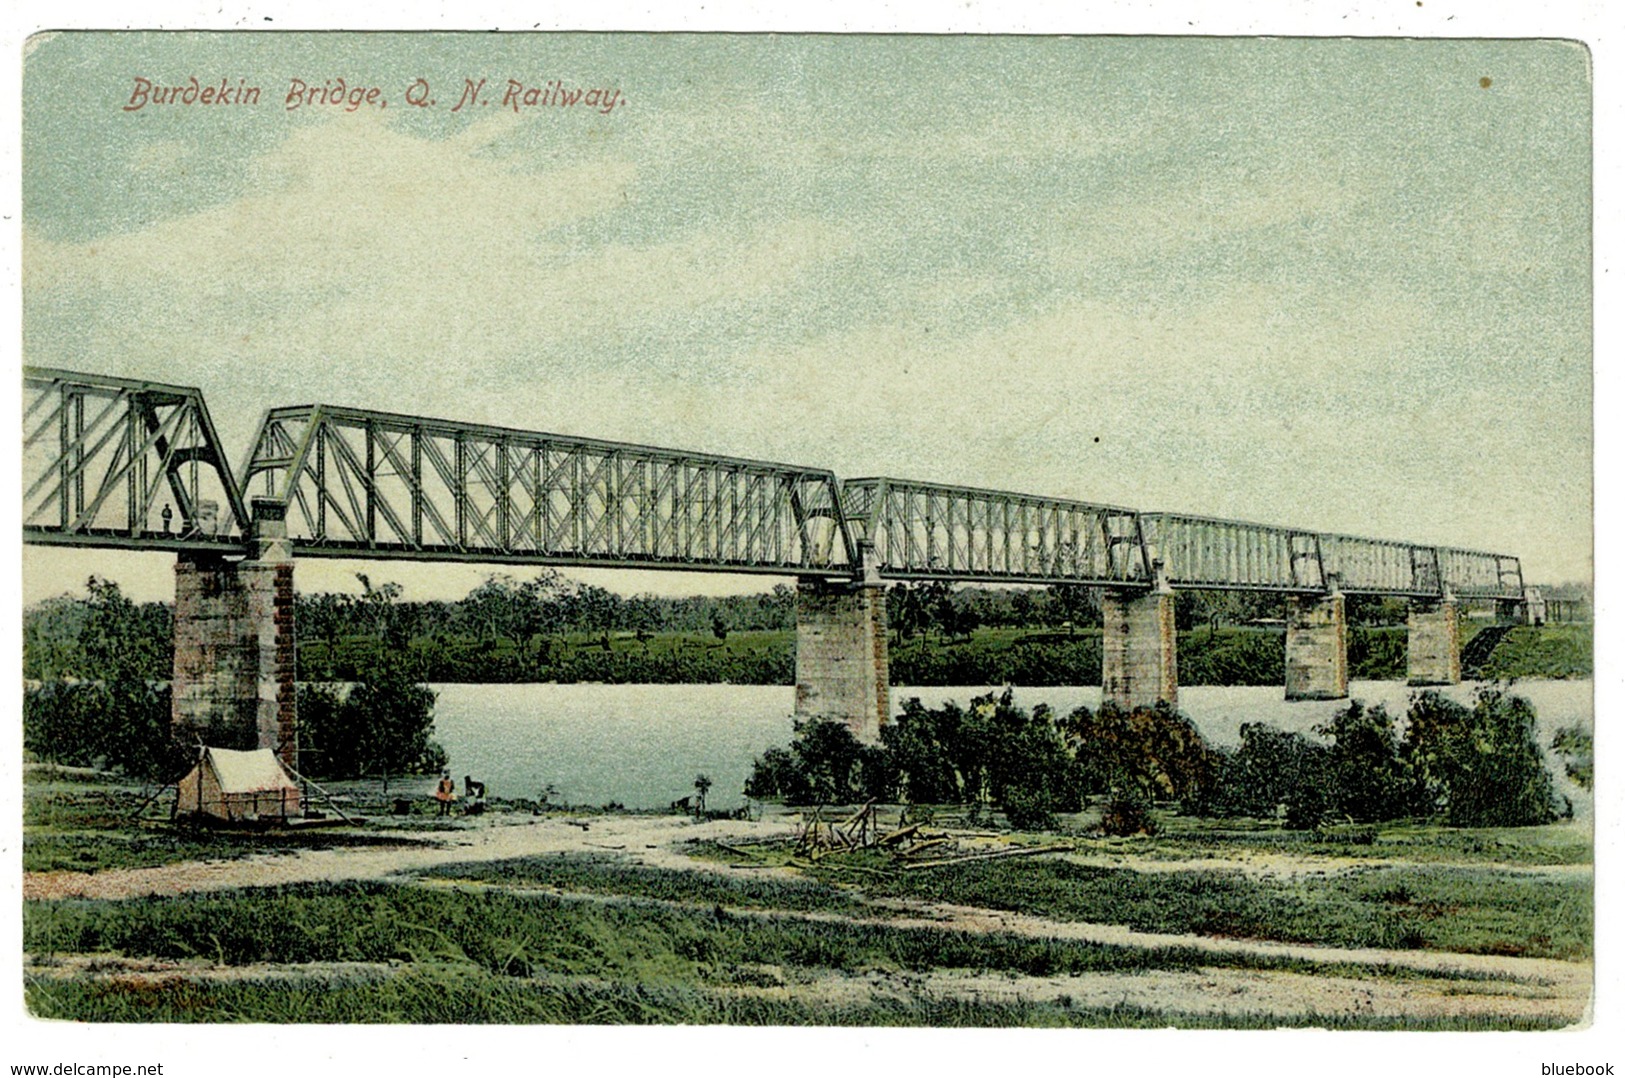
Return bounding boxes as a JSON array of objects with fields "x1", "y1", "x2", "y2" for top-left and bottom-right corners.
[{"x1": 19, "y1": 32, "x2": 1593, "y2": 603}]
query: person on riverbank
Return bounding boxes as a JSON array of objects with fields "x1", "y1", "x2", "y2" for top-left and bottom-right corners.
[{"x1": 434, "y1": 772, "x2": 457, "y2": 816}]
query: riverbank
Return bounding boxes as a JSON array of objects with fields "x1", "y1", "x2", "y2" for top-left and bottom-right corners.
[
  {"x1": 293, "y1": 623, "x2": 1591, "y2": 686},
  {"x1": 22, "y1": 775, "x2": 1592, "y2": 1027}
]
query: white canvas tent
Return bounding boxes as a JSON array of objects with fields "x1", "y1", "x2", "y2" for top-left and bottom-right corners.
[{"x1": 175, "y1": 747, "x2": 303, "y2": 823}]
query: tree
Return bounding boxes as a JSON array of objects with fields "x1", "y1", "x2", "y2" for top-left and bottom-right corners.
[
  {"x1": 22, "y1": 578, "x2": 183, "y2": 781},
  {"x1": 1404, "y1": 688, "x2": 1561, "y2": 827},
  {"x1": 745, "y1": 718, "x2": 890, "y2": 805},
  {"x1": 693, "y1": 773, "x2": 713, "y2": 817},
  {"x1": 1191, "y1": 723, "x2": 1330, "y2": 829},
  {"x1": 1317, "y1": 700, "x2": 1418, "y2": 822},
  {"x1": 298, "y1": 579, "x2": 445, "y2": 783}
]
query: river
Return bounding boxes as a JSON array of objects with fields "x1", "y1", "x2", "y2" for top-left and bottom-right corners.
[{"x1": 425, "y1": 679, "x2": 1593, "y2": 814}]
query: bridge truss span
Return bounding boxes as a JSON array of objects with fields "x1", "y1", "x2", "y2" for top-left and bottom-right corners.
[
  {"x1": 239, "y1": 404, "x2": 858, "y2": 575},
  {"x1": 22, "y1": 367, "x2": 247, "y2": 552},
  {"x1": 841, "y1": 476, "x2": 1154, "y2": 586},
  {"x1": 1139, "y1": 513, "x2": 1332, "y2": 593}
]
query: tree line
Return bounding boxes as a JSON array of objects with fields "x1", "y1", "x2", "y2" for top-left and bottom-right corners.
[{"x1": 745, "y1": 687, "x2": 1571, "y2": 832}]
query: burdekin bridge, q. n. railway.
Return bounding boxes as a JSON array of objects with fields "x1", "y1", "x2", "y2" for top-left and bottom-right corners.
[{"x1": 23, "y1": 366, "x2": 1530, "y2": 770}]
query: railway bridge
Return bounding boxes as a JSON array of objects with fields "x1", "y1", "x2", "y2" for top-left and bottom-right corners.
[{"x1": 23, "y1": 367, "x2": 1531, "y2": 763}]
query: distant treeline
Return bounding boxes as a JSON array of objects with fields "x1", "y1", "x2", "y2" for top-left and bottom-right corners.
[{"x1": 24, "y1": 571, "x2": 1588, "y2": 687}]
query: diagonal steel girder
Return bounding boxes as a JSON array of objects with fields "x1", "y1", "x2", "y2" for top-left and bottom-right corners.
[
  {"x1": 238, "y1": 403, "x2": 858, "y2": 576},
  {"x1": 20, "y1": 367, "x2": 1525, "y2": 600},
  {"x1": 847, "y1": 477, "x2": 1525, "y2": 600},
  {"x1": 21, "y1": 366, "x2": 248, "y2": 551}
]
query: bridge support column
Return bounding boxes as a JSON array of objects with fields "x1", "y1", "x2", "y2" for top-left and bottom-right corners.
[
  {"x1": 1102, "y1": 582, "x2": 1177, "y2": 711},
  {"x1": 172, "y1": 500, "x2": 298, "y2": 769},
  {"x1": 1406, "y1": 595, "x2": 1461, "y2": 686},
  {"x1": 794, "y1": 574, "x2": 889, "y2": 744},
  {"x1": 1284, "y1": 586, "x2": 1349, "y2": 701}
]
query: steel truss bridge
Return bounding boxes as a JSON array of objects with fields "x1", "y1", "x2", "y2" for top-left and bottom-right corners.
[{"x1": 22, "y1": 367, "x2": 1525, "y2": 601}]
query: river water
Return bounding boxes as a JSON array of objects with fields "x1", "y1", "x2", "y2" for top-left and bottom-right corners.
[{"x1": 426, "y1": 679, "x2": 1594, "y2": 813}]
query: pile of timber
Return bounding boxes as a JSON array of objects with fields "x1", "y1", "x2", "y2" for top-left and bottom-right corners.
[{"x1": 790, "y1": 801, "x2": 1073, "y2": 871}]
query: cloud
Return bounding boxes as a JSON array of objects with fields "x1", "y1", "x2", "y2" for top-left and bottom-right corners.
[{"x1": 25, "y1": 109, "x2": 856, "y2": 432}]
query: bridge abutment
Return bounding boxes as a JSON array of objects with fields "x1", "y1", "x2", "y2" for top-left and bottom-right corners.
[
  {"x1": 171, "y1": 502, "x2": 298, "y2": 769},
  {"x1": 1102, "y1": 584, "x2": 1178, "y2": 711},
  {"x1": 794, "y1": 576, "x2": 889, "y2": 743},
  {"x1": 1284, "y1": 586, "x2": 1349, "y2": 701},
  {"x1": 1406, "y1": 596, "x2": 1461, "y2": 686}
]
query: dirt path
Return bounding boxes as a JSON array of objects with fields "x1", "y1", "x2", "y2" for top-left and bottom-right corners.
[
  {"x1": 25, "y1": 812, "x2": 1592, "y2": 1027},
  {"x1": 21, "y1": 814, "x2": 797, "y2": 901}
]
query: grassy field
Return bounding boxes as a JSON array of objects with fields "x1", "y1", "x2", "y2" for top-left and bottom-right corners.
[
  {"x1": 24, "y1": 863, "x2": 1569, "y2": 1028},
  {"x1": 22, "y1": 773, "x2": 1592, "y2": 1027}
]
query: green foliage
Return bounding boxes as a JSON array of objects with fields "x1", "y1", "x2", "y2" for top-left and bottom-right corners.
[
  {"x1": 23, "y1": 579, "x2": 187, "y2": 782},
  {"x1": 298, "y1": 667, "x2": 444, "y2": 780},
  {"x1": 1475, "y1": 624, "x2": 1592, "y2": 680},
  {"x1": 1318, "y1": 700, "x2": 1420, "y2": 823},
  {"x1": 1061, "y1": 701, "x2": 1215, "y2": 805},
  {"x1": 1550, "y1": 725, "x2": 1593, "y2": 790},
  {"x1": 1405, "y1": 689, "x2": 1562, "y2": 827},
  {"x1": 747, "y1": 692, "x2": 1083, "y2": 825},
  {"x1": 298, "y1": 577, "x2": 445, "y2": 780},
  {"x1": 1190, "y1": 724, "x2": 1330, "y2": 828},
  {"x1": 743, "y1": 719, "x2": 890, "y2": 805}
]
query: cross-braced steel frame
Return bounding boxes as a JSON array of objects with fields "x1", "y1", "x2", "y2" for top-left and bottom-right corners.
[
  {"x1": 238, "y1": 404, "x2": 857, "y2": 576},
  {"x1": 841, "y1": 477, "x2": 1152, "y2": 586},
  {"x1": 851, "y1": 480, "x2": 1525, "y2": 600},
  {"x1": 22, "y1": 367, "x2": 247, "y2": 554},
  {"x1": 20, "y1": 367, "x2": 1526, "y2": 600}
]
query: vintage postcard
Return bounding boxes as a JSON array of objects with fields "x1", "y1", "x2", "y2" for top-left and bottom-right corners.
[{"x1": 10, "y1": 12, "x2": 1606, "y2": 1073}]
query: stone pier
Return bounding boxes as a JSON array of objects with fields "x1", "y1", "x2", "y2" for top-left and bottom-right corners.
[
  {"x1": 793, "y1": 576, "x2": 890, "y2": 743},
  {"x1": 1284, "y1": 588, "x2": 1349, "y2": 701},
  {"x1": 1406, "y1": 596, "x2": 1461, "y2": 686},
  {"x1": 171, "y1": 501, "x2": 298, "y2": 768},
  {"x1": 1102, "y1": 583, "x2": 1178, "y2": 711}
]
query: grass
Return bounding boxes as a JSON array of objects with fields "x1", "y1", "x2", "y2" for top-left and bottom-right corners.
[
  {"x1": 423, "y1": 852, "x2": 867, "y2": 915},
  {"x1": 23, "y1": 775, "x2": 429, "y2": 874},
  {"x1": 1132, "y1": 815, "x2": 1593, "y2": 867},
  {"x1": 1476, "y1": 624, "x2": 1593, "y2": 680},
  {"x1": 24, "y1": 875, "x2": 1538, "y2": 1026},
  {"x1": 22, "y1": 970, "x2": 1571, "y2": 1029},
  {"x1": 803, "y1": 855, "x2": 1591, "y2": 960}
]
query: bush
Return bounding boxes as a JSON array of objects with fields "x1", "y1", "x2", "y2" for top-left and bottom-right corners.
[
  {"x1": 748, "y1": 691, "x2": 1085, "y2": 824},
  {"x1": 1060, "y1": 701, "x2": 1214, "y2": 804},
  {"x1": 1551, "y1": 725, "x2": 1593, "y2": 790},
  {"x1": 1190, "y1": 723, "x2": 1329, "y2": 828},
  {"x1": 1318, "y1": 700, "x2": 1419, "y2": 822},
  {"x1": 744, "y1": 719, "x2": 889, "y2": 805},
  {"x1": 1405, "y1": 688, "x2": 1561, "y2": 827},
  {"x1": 298, "y1": 657, "x2": 444, "y2": 781}
]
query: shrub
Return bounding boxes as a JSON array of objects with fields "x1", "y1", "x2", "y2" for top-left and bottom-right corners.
[
  {"x1": 1404, "y1": 688, "x2": 1560, "y2": 827},
  {"x1": 744, "y1": 719, "x2": 889, "y2": 805},
  {"x1": 1551, "y1": 725, "x2": 1593, "y2": 790},
  {"x1": 1318, "y1": 700, "x2": 1419, "y2": 822},
  {"x1": 1190, "y1": 723, "x2": 1329, "y2": 828},
  {"x1": 1060, "y1": 701, "x2": 1214, "y2": 804}
]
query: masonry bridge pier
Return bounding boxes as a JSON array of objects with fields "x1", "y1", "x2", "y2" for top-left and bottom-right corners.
[{"x1": 23, "y1": 367, "x2": 1531, "y2": 758}]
